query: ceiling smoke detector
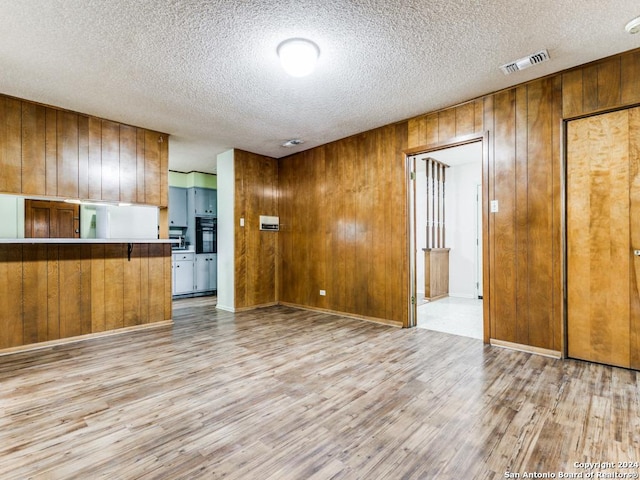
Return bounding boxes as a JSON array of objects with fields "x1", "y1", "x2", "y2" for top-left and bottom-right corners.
[
  {"x1": 500, "y1": 49, "x2": 550, "y2": 75},
  {"x1": 282, "y1": 139, "x2": 304, "y2": 148}
]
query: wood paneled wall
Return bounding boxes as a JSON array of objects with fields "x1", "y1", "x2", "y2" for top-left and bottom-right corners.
[
  {"x1": 0, "y1": 243, "x2": 172, "y2": 349},
  {"x1": 234, "y1": 150, "x2": 279, "y2": 309},
  {"x1": 0, "y1": 93, "x2": 168, "y2": 206},
  {"x1": 0, "y1": 93, "x2": 172, "y2": 350},
  {"x1": 563, "y1": 50, "x2": 640, "y2": 119},
  {"x1": 272, "y1": 48, "x2": 640, "y2": 352},
  {"x1": 278, "y1": 124, "x2": 408, "y2": 326},
  {"x1": 482, "y1": 78, "x2": 563, "y2": 351}
]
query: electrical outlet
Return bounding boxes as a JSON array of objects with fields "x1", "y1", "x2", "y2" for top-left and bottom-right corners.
[
  {"x1": 240, "y1": 217, "x2": 245, "y2": 227},
  {"x1": 490, "y1": 200, "x2": 499, "y2": 213},
  {"x1": 319, "y1": 290, "x2": 326, "y2": 296}
]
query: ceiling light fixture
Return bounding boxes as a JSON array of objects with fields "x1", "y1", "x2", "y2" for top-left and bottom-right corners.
[
  {"x1": 277, "y1": 38, "x2": 320, "y2": 77},
  {"x1": 625, "y1": 16, "x2": 640, "y2": 34}
]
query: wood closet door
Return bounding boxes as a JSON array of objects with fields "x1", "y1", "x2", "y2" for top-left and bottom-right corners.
[
  {"x1": 25, "y1": 200, "x2": 80, "y2": 238},
  {"x1": 567, "y1": 107, "x2": 640, "y2": 370}
]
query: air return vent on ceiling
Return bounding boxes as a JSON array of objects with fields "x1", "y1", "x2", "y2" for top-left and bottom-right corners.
[{"x1": 500, "y1": 49, "x2": 550, "y2": 75}]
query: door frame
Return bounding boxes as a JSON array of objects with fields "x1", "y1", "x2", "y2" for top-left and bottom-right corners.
[{"x1": 405, "y1": 132, "x2": 489, "y2": 341}]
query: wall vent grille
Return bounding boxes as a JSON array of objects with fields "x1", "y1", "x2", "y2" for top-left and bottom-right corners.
[{"x1": 500, "y1": 49, "x2": 550, "y2": 75}]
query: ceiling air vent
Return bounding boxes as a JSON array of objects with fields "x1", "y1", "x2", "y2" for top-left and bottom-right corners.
[
  {"x1": 500, "y1": 49, "x2": 550, "y2": 75},
  {"x1": 282, "y1": 139, "x2": 304, "y2": 148}
]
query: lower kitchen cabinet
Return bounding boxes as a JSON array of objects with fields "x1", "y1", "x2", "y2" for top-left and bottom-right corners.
[
  {"x1": 172, "y1": 252, "x2": 195, "y2": 295},
  {"x1": 195, "y1": 253, "x2": 217, "y2": 293}
]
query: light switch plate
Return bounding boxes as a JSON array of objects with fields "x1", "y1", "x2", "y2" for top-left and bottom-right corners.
[
  {"x1": 240, "y1": 217, "x2": 245, "y2": 227},
  {"x1": 490, "y1": 200, "x2": 499, "y2": 213}
]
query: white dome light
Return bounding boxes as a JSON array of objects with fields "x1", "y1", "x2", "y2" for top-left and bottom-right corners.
[{"x1": 277, "y1": 38, "x2": 320, "y2": 77}]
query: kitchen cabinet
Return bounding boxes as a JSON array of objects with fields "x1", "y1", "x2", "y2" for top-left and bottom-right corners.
[
  {"x1": 169, "y1": 187, "x2": 188, "y2": 227},
  {"x1": 195, "y1": 253, "x2": 217, "y2": 292},
  {"x1": 0, "y1": 92, "x2": 168, "y2": 207},
  {"x1": 190, "y1": 187, "x2": 217, "y2": 215},
  {"x1": 173, "y1": 252, "x2": 195, "y2": 295}
]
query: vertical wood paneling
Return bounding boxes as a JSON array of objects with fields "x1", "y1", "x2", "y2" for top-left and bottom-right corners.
[
  {"x1": 101, "y1": 120, "x2": 120, "y2": 201},
  {"x1": 278, "y1": 122, "x2": 408, "y2": 326},
  {"x1": 148, "y1": 243, "x2": 165, "y2": 322},
  {"x1": 59, "y1": 245, "x2": 82, "y2": 338},
  {"x1": 144, "y1": 130, "x2": 161, "y2": 206},
  {"x1": 551, "y1": 75, "x2": 564, "y2": 352},
  {"x1": 136, "y1": 128, "x2": 145, "y2": 203},
  {"x1": 233, "y1": 150, "x2": 278, "y2": 309},
  {"x1": 327, "y1": 140, "x2": 347, "y2": 313},
  {"x1": 438, "y1": 108, "x2": 456, "y2": 141},
  {"x1": 22, "y1": 245, "x2": 48, "y2": 344},
  {"x1": 426, "y1": 114, "x2": 439, "y2": 146},
  {"x1": 21, "y1": 102, "x2": 46, "y2": 195},
  {"x1": 514, "y1": 85, "x2": 529, "y2": 345},
  {"x1": 79, "y1": 245, "x2": 92, "y2": 335},
  {"x1": 56, "y1": 110, "x2": 79, "y2": 198},
  {"x1": 119, "y1": 124, "x2": 137, "y2": 203},
  {"x1": 482, "y1": 96, "x2": 493, "y2": 343},
  {"x1": 91, "y1": 244, "x2": 106, "y2": 332},
  {"x1": 47, "y1": 246, "x2": 60, "y2": 340},
  {"x1": 621, "y1": 50, "x2": 640, "y2": 106},
  {"x1": 45, "y1": 107, "x2": 58, "y2": 197},
  {"x1": 526, "y1": 79, "x2": 555, "y2": 349},
  {"x1": 491, "y1": 89, "x2": 517, "y2": 343},
  {"x1": 629, "y1": 107, "x2": 640, "y2": 370},
  {"x1": 562, "y1": 70, "x2": 583, "y2": 118},
  {"x1": 582, "y1": 65, "x2": 599, "y2": 114},
  {"x1": 88, "y1": 117, "x2": 102, "y2": 200},
  {"x1": 455, "y1": 102, "x2": 475, "y2": 136},
  {"x1": 138, "y1": 243, "x2": 150, "y2": 323},
  {"x1": 597, "y1": 58, "x2": 621, "y2": 109},
  {"x1": 123, "y1": 242, "x2": 142, "y2": 327},
  {"x1": 408, "y1": 116, "x2": 424, "y2": 148},
  {"x1": 159, "y1": 134, "x2": 169, "y2": 208},
  {"x1": 78, "y1": 115, "x2": 89, "y2": 199},
  {"x1": 0, "y1": 245, "x2": 23, "y2": 348},
  {"x1": 104, "y1": 244, "x2": 124, "y2": 331},
  {"x1": 474, "y1": 98, "x2": 484, "y2": 134},
  {"x1": 0, "y1": 97, "x2": 22, "y2": 193}
]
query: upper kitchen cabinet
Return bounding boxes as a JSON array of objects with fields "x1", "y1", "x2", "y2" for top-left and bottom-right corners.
[
  {"x1": 169, "y1": 186, "x2": 188, "y2": 227},
  {"x1": 0, "y1": 93, "x2": 168, "y2": 208},
  {"x1": 190, "y1": 187, "x2": 217, "y2": 216}
]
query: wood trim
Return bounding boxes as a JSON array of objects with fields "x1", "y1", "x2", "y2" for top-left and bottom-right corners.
[
  {"x1": 490, "y1": 338, "x2": 561, "y2": 359},
  {"x1": 278, "y1": 302, "x2": 404, "y2": 328},
  {"x1": 0, "y1": 320, "x2": 173, "y2": 357}
]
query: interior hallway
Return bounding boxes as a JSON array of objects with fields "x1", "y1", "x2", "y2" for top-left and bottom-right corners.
[{"x1": 417, "y1": 297, "x2": 483, "y2": 340}]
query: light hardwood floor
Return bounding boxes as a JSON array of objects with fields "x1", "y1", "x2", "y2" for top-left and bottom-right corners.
[{"x1": 1, "y1": 297, "x2": 639, "y2": 479}]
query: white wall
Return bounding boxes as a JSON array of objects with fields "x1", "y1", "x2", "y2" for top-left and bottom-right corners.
[
  {"x1": 446, "y1": 161, "x2": 481, "y2": 298},
  {"x1": 216, "y1": 149, "x2": 235, "y2": 312},
  {"x1": 0, "y1": 195, "x2": 24, "y2": 238},
  {"x1": 415, "y1": 142, "x2": 482, "y2": 300}
]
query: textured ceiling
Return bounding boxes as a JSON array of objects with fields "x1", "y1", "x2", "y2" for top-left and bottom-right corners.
[{"x1": 1, "y1": 1, "x2": 639, "y2": 174}]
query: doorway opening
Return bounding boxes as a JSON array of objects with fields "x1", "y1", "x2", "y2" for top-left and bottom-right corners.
[{"x1": 409, "y1": 141, "x2": 484, "y2": 340}]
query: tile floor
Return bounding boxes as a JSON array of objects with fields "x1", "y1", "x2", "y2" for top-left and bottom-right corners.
[{"x1": 417, "y1": 296, "x2": 483, "y2": 340}]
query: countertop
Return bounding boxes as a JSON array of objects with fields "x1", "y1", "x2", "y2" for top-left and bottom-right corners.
[{"x1": 0, "y1": 238, "x2": 179, "y2": 244}]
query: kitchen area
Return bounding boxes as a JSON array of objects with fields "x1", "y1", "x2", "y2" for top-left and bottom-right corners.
[{"x1": 169, "y1": 171, "x2": 218, "y2": 298}]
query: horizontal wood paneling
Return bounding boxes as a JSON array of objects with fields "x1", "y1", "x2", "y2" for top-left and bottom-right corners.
[{"x1": 0, "y1": 243, "x2": 171, "y2": 350}]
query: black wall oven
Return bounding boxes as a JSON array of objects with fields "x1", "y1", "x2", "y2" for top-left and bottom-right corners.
[{"x1": 196, "y1": 217, "x2": 217, "y2": 253}]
